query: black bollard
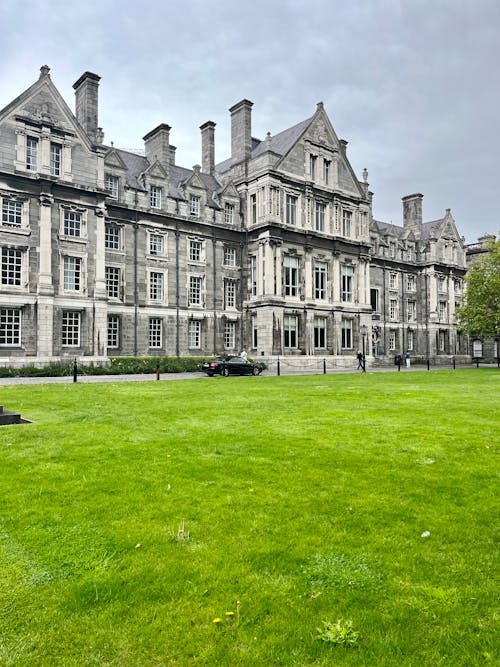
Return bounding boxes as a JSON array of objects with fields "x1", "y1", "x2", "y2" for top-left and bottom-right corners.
[
  {"x1": 73, "y1": 357, "x2": 78, "y2": 383},
  {"x1": 277, "y1": 359, "x2": 281, "y2": 376},
  {"x1": 323, "y1": 358, "x2": 326, "y2": 374},
  {"x1": 156, "y1": 358, "x2": 160, "y2": 381},
  {"x1": 453, "y1": 357, "x2": 456, "y2": 370},
  {"x1": 427, "y1": 359, "x2": 430, "y2": 371}
]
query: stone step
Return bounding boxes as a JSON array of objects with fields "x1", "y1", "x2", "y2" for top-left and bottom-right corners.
[{"x1": 0, "y1": 408, "x2": 23, "y2": 425}]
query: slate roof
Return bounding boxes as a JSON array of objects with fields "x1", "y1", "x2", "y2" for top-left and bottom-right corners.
[
  {"x1": 215, "y1": 115, "x2": 313, "y2": 174},
  {"x1": 112, "y1": 148, "x2": 222, "y2": 207}
]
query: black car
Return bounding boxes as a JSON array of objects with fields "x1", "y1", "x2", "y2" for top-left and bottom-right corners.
[{"x1": 202, "y1": 356, "x2": 263, "y2": 377}]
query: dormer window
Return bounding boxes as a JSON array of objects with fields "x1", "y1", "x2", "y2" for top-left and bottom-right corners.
[
  {"x1": 50, "y1": 142, "x2": 62, "y2": 176},
  {"x1": 150, "y1": 185, "x2": 162, "y2": 209},
  {"x1": 224, "y1": 203, "x2": 234, "y2": 224},
  {"x1": 26, "y1": 137, "x2": 38, "y2": 171},
  {"x1": 105, "y1": 174, "x2": 119, "y2": 200},
  {"x1": 190, "y1": 195, "x2": 200, "y2": 216}
]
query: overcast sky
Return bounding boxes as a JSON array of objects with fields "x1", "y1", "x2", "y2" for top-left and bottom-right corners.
[{"x1": 1, "y1": 0, "x2": 499, "y2": 242}]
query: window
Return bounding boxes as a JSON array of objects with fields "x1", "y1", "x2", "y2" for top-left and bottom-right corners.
[
  {"x1": 63, "y1": 210, "x2": 82, "y2": 237},
  {"x1": 284, "y1": 314, "x2": 298, "y2": 348},
  {"x1": 0, "y1": 308, "x2": 20, "y2": 346},
  {"x1": 315, "y1": 203, "x2": 325, "y2": 232},
  {"x1": 314, "y1": 317, "x2": 326, "y2": 348},
  {"x1": 105, "y1": 174, "x2": 119, "y2": 200},
  {"x1": 389, "y1": 299, "x2": 398, "y2": 320},
  {"x1": 341, "y1": 265, "x2": 354, "y2": 302},
  {"x1": 149, "y1": 271, "x2": 164, "y2": 302},
  {"x1": 323, "y1": 159, "x2": 330, "y2": 184},
  {"x1": 62, "y1": 311, "x2": 80, "y2": 346},
  {"x1": 105, "y1": 266, "x2": 121, "y2": 299},
  {"x1": 454, "y1": 279, "x2": 461, "y2": 293},
  {"x1": 224, "y1": 203, "x2": 234, "y2": 224},
  {"x1": 407, "y1": 329, "x2": 414, "y2": 351},
  {"x1": 149, "y1": 233, "x2": 165, "y2": 256},
  {"x1": 388, "y1": 331, "x2": 396, "y2": 351},
  {"x1": 224, "y1": 247, "x2": 236, "y2": 267},
  {"x1": 26, "y1": 137, "x2": 38, "y2": 171},
  {"x1": 314, "y1": 261, "x2": 327, "y2": 300},
  {"x1": 407, "y1": 300, "x2": 416, "y2": 322},
  {"x1": 188, "y1": 320, "x2": 201, "y2": 348},
  {"x1": 150, "y1": 185, "x2": 162, "y2": 209},
  {"x1": 105, "y1": 223, "x2": 121, "y2": 250},
  {"x1": 439, "y1": 301, "x2": 447, "y2": 320},
  {"x1": 309, "y1": 155, "x2": 317, "y2": 180},
  {"x1": 1, "y1": 248, "x2": 22, "y2": 286},
  {"x1": 188, "y1": 275, "x2": 203, "y2": 305},
  {"x1": 439, "y1": 330, "x2": 446, "y2": 352},
  {"x1": 286, "y1": 195, "x2": 297, "y2": 225},
  {"x1": 250, "y1": 193, "x2": 257, "y2": 224},
  {"x1": 224, "y1": 279, "x2": 236, "y2": 309},
  {"x1": 406, "y1": 274, "x2": 416, "y2": 291},
  {"x1": 252, "y1": 322, "x2": 258, "y2": 348},
  {"x1": 2, "y1": 200, "x2": 23, "y2": 227},
  {"x1": 438, "y1": 276, "x2": 446, "y2": 292},
  {"x1": 284, "y1": 255, "x2": 299, "y2": 297},
  {"x1": 63, "y1": 256, "x2": 81, "y2": 291},
  {"x1": 189, "y1": 239, "x2": 202, "y2": 262},
  {"x1": 341, "y1": 319, "x2": 352, "y2": 349},
  {"x1": 342, "y1": 210, "x2": 351, "y2": 237},
  {"x1": 189, "y1": 194, "x2": 200, "y2": 216},
  {"x1": 149, "y1": 318, "x2": 162, "y2": 348},
  {"x1": 250, "y1": 255, "x2": 257, "y2": 296},
  {"x1": 50, "y1": 142, "x2": 62, "y2": 176},
  {"x1": 370, "y1": 288, "x2": 379, "y2": 312},
  {"x1": 224, "y1": 321, "x2": 236, "y2": 349},
  {"x1": 107, "y1": 315, "x2": 120, "y2": 348},
  {"x1": 389, "y1": 272, "x2": 398, "y2": 289},
  {"x1": 389, "y1": 241, "x2": 396, "y2": 258},
  {"x1": 406, "y1": 244, "x2": 414, "y2": 261}
]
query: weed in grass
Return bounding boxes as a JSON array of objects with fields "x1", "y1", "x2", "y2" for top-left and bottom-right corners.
[{"x1": 316, "y1": 618, "x2": 360, "y2": 646}]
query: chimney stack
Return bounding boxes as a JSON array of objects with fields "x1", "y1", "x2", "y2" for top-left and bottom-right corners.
[
  {"x1": 143, "y1": 124, "x2": 171, "y2": 172},
  {"x1": 169, "y1": 145, "x2": 176, "y2": 166},
  {"x1": 73, "y1": 71, "x2": 101, "y2": 143},
  {"x1": 200, "y1": 121, "x2": 216, "y2": 175},
  {"x1": 229, "y1": 99, "x2": 253, "y2": 165},
  {"x1": 402, "y1": 193, "x2": 423, "y2": 235}
]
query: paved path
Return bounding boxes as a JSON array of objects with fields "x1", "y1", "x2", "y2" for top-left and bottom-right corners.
[{"x1": 0, "y1": 364, "x2": 494, "y2": 385}]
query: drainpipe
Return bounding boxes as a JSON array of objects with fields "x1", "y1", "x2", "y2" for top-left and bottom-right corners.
[
  {"x1": 213, "y1": 229, "x2": 217, "y2": 354},
  {"x1": 133, "y1": 194, "x2": 139, "y2": 356},
  {"x1": 175, "y1": 220, "x2": 180, "y2": 357}
]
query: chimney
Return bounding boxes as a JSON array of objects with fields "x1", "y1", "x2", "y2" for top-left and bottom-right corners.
[
  {"x1": 143, "y1": 124, "x2": 171, "y2": 172},
  {"x1": 229, "y1": 99, "x2": 253, "y2": 165},
  {"x1": 73, "y1": 71, "x2": 101, "y2": 143},
  {"x1": 169, "y1": 145, "x2": 176, "y2": 166},
  {"x1": 200, "y1": 121, "x2": 216, "y2": 175},
  {"x1": 402, "y1": 193, "x2": 423, "y2": 234}
]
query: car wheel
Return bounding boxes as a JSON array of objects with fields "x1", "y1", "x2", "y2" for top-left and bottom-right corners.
[
  {"x1": 207, "y1": 372, "x2": 214, "y2": 377},
  {"x1": 223, "y1": 367, "x2": 230, "y2": 377},
  {"x1": 252, "y1": 367, "x2": 260, "y2": 376}
]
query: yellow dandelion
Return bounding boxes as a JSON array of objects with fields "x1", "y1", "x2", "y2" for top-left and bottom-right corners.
[
  {"x1": 225, "y1": 611, "x2": 234, "y2": 617},
  {"x1": 213, "y1": 618, "x2": 222, "y2": 624},
  {"x1": 249, "y1": 488, "x2": 254, "y2": 493}
]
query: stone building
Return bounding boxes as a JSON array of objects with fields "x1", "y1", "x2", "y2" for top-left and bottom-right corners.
[{"x1": 0, "y1": 66, "x2": 469, "y2": 366}]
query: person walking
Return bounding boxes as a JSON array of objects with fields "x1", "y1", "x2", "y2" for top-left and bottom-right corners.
[
  {"x1": 405, "y1": 351, "x2": 411, "y2": 368},
  {"x1": 356, "y1": 351, "x2": 364, "y2": 370}
]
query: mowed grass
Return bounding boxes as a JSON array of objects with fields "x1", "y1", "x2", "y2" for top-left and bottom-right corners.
[{"x1": 0, "y1": 370, "x2": 498, "y2": 666}]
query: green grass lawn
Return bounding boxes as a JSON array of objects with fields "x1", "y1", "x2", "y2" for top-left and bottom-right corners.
[{"x1": 0, "y1": 370, "x2": 498, "y2": 666}]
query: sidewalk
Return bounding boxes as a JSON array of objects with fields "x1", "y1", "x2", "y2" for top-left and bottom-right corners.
[{"x1": 0, "y1": 364, "x2": 494, "y2": 385}]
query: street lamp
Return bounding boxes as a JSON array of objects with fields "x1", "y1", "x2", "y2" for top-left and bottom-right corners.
[{"x1": 360, "y1": 324, "x2": 368, "y2": 372}]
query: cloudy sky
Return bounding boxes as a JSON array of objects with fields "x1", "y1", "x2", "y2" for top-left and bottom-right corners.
[{"x1": 1, "y1": 0, "x2": 499, "y2": 242}]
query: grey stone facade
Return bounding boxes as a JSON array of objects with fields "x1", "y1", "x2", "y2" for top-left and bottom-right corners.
[{"x1": 0, "y1": 66, "x2": 472, "y2": 366}]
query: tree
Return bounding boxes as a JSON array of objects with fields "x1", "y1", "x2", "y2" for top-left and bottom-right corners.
[{"x1": 456, "y1": 237, "x2": 500, "y2": 336}]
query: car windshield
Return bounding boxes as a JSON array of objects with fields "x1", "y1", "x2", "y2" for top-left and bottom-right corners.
[{"x1": 228, "y1": 357, "x2": 246, "y2": 363}]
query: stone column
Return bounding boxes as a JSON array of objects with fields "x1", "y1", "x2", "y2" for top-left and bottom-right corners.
[
  {"x1": 37, "y1": 194, "x2": 54, "y2": 357},
  {"x1": 264, "y1": 239, "x2": 274, "y2": 296},
  {"x1": 304, "y1": 246, "x2": 313, "y2": 300},
  {"x1": 257, "y1": 239, "x2": 265, "y2": 296},
  {"x1": 332, "y1": 252, "x2": 341, "y2": 302}
]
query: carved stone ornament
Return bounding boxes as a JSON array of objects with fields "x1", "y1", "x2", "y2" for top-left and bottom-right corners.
[{"x1": 39, "y1": 194, "x2": 54, "y2": 207}]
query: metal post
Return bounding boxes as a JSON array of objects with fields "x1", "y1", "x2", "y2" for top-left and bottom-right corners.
[
  {"x1": 323, "y1": 358, "x2": 326, "y2": 374},
  {"x1": 277, "y1": 359, "x2": 281, "y2": 376},
  {"x1": 73, "y1": 357, "x2": 78, "y2": 383},
  {"x1": 427, "y1": 359, "x2": 430, "y2": 371},
  {"x1": 476, "y1": 358, "x2": 479, "y2": 368},
  {"x1": 453, "y1": 357, "x2": 456, "y2": 370},
  {"x1": 156, "y1": 358, "x2": 160, "y2": 381}
]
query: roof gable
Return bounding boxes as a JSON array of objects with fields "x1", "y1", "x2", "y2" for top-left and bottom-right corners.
[{"x1": 104, "y1": 148, "x2": 127, "y2": 170}]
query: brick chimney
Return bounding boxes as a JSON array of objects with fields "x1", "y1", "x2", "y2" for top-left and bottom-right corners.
[
  {"x1": 73, "y1": 71, "x2": 101, "y2": 143},
  {"x1": 402, "y1": 193, "x2": 423, "y2": 235},
  {"x1": 200, "y1": 121, "x2": 216, "y2": 175},
  {"x1": 143, "y1": 124, "x2": 171, "y2": 172},
  {"x1": 229, "y1": 99, "x2": 253, "y2": 165}
]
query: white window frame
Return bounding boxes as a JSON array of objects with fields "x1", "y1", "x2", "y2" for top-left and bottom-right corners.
[
  {"x1": 50, "y1": 142, "x2": 62, "y2": 177},
  {"x1": 250, "y1": 255, "x2": 257, "y2": 296},
  {"x1": 342, "y1": 210, "x2": 352, "y2": 237},
  {"x1": 315, "y1": 202, "x2": 325, "y2": 232},
  {"x1": 105, "y1": 266, "x2": 121, "y2": 300},
  {"x1": 189, "y1": 194, "x2": 201, "y2": 216},
  {"x1": 224, "y1": 203, "x2": 234, "y2": 224},
  {"x1": 188, "y1": 238, "x2": 204, "y2": 263},
  {"x1": 224, "y1": 278, "x2": 237, "y2": 309},
  {"x1": 285, "y1": 194, "x2": 297, "y2": 225},
  {"x1": 341, "y1": 265, "x2": 354, "y2": 302},
  {"x1": 224, "y1": 321, "x2": 236, "y2": 350},
  {"x1": 1, "y1": 247, "x2": 25, "y2": 288},
  {"x1": 284, "y1": 255, "x2": 299, "y2": 297},
  {"x1": 389, "y1": 272, "x2": 398, "y2": 289},
  {"x1": 149, "y1": 232, "x2": 166, "y2": 257},
  {"x1": 1, "y1": 198, "x2": 24, "y2": 228},
  {"x1": 389, "y1": 299, "x2": 398, "y2": 320},
  {"x1": 388, "y1": 331, "x2": 396, "y2": 351},
  {"x1": 62, "y1": 255, "x2": 83, "y2": 292},
  {"x1": 149, "y1": 317, "x2": 163, "y2": 348},
  {"x1": 314, "y1": 261, "x2": 327, "y2": 300},
  {"x1": 0, "y1": 308, "x2": 21, "y2": 346},
  {"x1": 407, "y1": 329, "x2": 414, "y2": 351},
  {"x1": 323, "y1": 159, "x2": 330, "y2": 185},
  {"x1": 150, "y1": 185, "x2": 162, "y2": 209},
  {"x1": 105, "y1": 222, "x2": 121, "y2": 250},
  {"x1": 188, "y1": 320, "x2": 201, "y2": 349},
  {"x1": 341, "y1": 319, "x2": 353, "y2": 349},
  {"x1": 284, "y1": 314, "x2": 298, "y2": 348},
  {"x1": 309, "y1": 154, "x2": 317, "y2": 180},
  {"x1": 107, "y1": 314, "x2": 120, "y2": 349},
  {"x1": 188, "y1": 275, "x2": 203, "y2": 306},
  {"x1": 439, "y1": 301, "x2": 447, "y2": 320},
  {"x1": 407, "y1": 300, "x2": 416, "y2": 322},
  {"x1": 105, "y1": 174, "x2": 119, "y2": 200},
  {"x1": 223, "y1": 246, "x2": 237, "y2": 267},
  {"x1": 406, "y1": 274, "x2": 416, "y2": 291},
  {"x1": 149, "y1": 270, "x2": 165, "y2": 303},
  {"x1": 62, "y1": 311, "x2": 80, "y2": 347},
  {"x1": 26, "y1": 137, "x2": 38, "y2": 171},
  {"x1": 62, "y1": 209, "x2": 84, "y2": 238}
]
